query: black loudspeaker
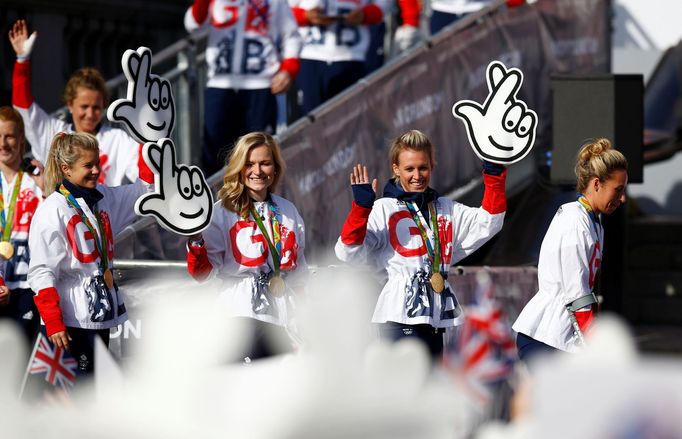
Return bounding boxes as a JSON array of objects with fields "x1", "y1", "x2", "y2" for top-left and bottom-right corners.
[{"x1": 551, "y1": 75, "x2": 644, "y2": 185}]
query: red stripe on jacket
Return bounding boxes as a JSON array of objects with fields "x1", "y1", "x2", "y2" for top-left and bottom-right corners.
[
  {"x1": 340, "y1": 202, "x2": 372, "y2": 245},
  {"x1": 481, "y1": 169, "x2": 507, "y2": 214}
]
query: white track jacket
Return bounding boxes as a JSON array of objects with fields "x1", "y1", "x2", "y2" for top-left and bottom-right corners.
[
  {"x1": 512, "y1": 201, "x2": 604, "y2": 352},
  {"x1": 335, "y1": 172, "x2": 506, "y2": 328},
  {"x1": 28, "y1": 182, "x2": 147, "y2": 333},
  {"x1": 187, "y1": 194, "x2": 307, "y2": 327}
]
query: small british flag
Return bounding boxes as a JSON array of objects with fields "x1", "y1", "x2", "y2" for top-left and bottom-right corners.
[
  {"x1": 27, "y1": 332, "x2": 78, "y2": 391},
  {"x1": 446, "y1": 273, "x2": 516, "y2": 404}
]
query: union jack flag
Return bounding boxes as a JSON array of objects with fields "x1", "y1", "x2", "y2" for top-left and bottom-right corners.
[
  {"x1": 446, "y1": 273, "x2": 516, "y2": 404},
  {"x1": 27, "y1": 333, "x2": 78, "y2": 391}
]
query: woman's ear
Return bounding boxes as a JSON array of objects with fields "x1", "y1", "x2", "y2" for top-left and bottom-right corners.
[
  {"x1": 593, "y1": 177, "x2": 601, "y2": 192},
  {"x1": 392, "y1": 163, "x2": 399, "y2": 177},
  {"x1": 60, "y1": 163, "x2": 70, "y2": 175}
]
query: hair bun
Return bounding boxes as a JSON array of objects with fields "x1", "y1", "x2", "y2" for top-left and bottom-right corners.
[{"x1": 578, "y1": 137, "x2": 611, "y2": 163}]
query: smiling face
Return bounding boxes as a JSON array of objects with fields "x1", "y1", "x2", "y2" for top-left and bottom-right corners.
[
  {"x1": 68, "y1": 87, "x2": 104, "y2": 134},
  {"x1": 392, "y1": 148, "x2": 432, "y2": 193},
  {"x1": 590, "y1": 169, "x2": 628, "y2": 215},
  {"x1": 62, "y1": 148, "x2": 100, "y2": 189},
  {"x1": 0, "y1": 120, "x2": 24, "y2": 170},
  {"x1": 242, "y1": 144, "x2": 275, "y2": 201}
]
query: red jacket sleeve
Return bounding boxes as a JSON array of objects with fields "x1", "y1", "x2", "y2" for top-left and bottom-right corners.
[
  {"x1": 575, "y1": 309, "x2": 594, "y2": 333},
  {"x1": 340, "y1": 202, "x2": 372, "y2": 245},
  {"x1": 34, "y1": 287, "x2": 66, "y2": 336},
  {"x1": 279, "y1": 58, "x2": 301, "y2": 80},
  {"x1": 362, "y1": 4, "x2": 384, "y2": 24},
  {"x1": 138, "y1": 144, "x2": 155, "y2": 184},
  {"x1": 398, "y1": 0, "x2": 420, "y2": 27},
  {"x1": 191, "y1": 0, "x2": 211, "y2": 23},
  {"x1": 187, "y1": 242, "x2": 213, "y2": 281},
  {"x1": 291, "y1": 7, "x2": 310, "y2": 26},
  {"x1": 12, "y1": 60, "x2": 34, "y2": 109},
  {"x1": 481, "y1": 169, "x2": 507, "y2": 214}
]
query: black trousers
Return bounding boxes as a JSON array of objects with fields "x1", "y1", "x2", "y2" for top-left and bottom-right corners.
[{"x1": 378, "y1": 321, "x2": 446, "y2": 361}]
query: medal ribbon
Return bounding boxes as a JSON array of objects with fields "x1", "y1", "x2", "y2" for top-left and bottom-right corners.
[
  {"x1": 59, "y1": 184, "x2": 110, "y2": 272},
  {"x1": 0, "y1": 171, "x2": 24, "y2": 242},
  {"x1": 250, "y1": 201, "x2": 282, "y2": 276},
  {"x1": 405, "y1": 201, "x2": 441, "y2": 274},
  {"x1": 577, "y1": 194, "x2": 602, "y2": 233}
]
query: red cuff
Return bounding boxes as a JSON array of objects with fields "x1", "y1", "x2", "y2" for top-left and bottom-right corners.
[
  {"x1": 506, "y1": 0, "x2": 525, "y2": 7},
  {"x1": 279, "y1": 58, "x2": 300, "y2": 80},
  {"x1": 397, "y1": 0, "x2": 420, "y2": 26},
  {"x1": 575, "y1": 309, "x2": 594, "y2": 333},
  {"x1": 34, "y1": 287, "x2": 66, "y2": 337},
  {"x1": 0, "y1": 277, "x2": 5, "y2": 287},
  {"x1": 291, "y1": 7, "x2": 310, "y2": 26},
  {"x1": 12, "y1": 60, "x2": 34, "y2": 109},
  {"x1": 187, "y1": 241, "x2": 213, "y2": 281},
  {"x1": 362, "y1": 4, "x2": 383, "y2": 24},
  {"x1": 481, "y1": 169, "x2": 507, "y2": 214},
  {"x1": 138, "y1": 144, "x2": 155, "y2": 184},
  {"x1": 192, "y1": 0, "x2": 211, "y2": 23},
  {"x1": 340, "y1": 202, "x2": 372, "y2": 245}
]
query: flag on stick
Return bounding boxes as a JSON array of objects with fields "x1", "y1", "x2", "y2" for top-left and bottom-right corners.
[{"x1": 19, "y1": 332, "x2": 77, "y2": 398}]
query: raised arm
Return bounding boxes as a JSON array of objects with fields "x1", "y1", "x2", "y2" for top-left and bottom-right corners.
[{"x1": 10, "y1": 20, "x2": 67, "y2": 164}]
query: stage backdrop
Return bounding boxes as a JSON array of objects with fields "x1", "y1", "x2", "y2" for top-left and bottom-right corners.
[{"x1": 274, "y1": 0, "x2": 611, "y2": 261}]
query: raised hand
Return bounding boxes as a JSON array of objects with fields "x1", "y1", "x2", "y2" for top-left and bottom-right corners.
[
  {"x1": 8, "y1": 20, "x2": 37, "y2": 60},
  {"x1": 350, "y1": 164, "x2": 377, "y2": 208},
  {"x1": 452, "y1": 61, "x2": 537, "y2": 165},
  {"x1": 107, "y1": 47, "x2": 175, "y2": 144},
  {"x1": 135, "y1": 138, "x2": 213, "y2": 235}
]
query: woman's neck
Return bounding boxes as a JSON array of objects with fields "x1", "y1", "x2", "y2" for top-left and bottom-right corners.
[
  {"x1": 0, "y1": 161, "x2": 20, "y2": 182},
  {"x1": 249, "y1": 189, "x2": 268, "y2": 202}
]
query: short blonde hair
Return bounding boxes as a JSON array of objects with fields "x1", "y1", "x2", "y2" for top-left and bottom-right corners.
[
  {"x1": 575, "y1": 138, "x2": 628, "y2": 193},
  {"x1": 388, "y1": 129, "x2": 435, "y2": 177},
  {"x1": 217, "y1": 132, "x2": 286, "y2": 218}
]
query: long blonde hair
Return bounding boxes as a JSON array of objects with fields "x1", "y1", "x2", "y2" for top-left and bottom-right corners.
[
  {"x1": 217, "y1": 132, "x2": 286, "y2": 218},
  {"x1": 44, "y1": 132, "x2": 99, "y2": 196},
  {"x1": 575, "y1": 138, "x2": 628, "y2": 193}
]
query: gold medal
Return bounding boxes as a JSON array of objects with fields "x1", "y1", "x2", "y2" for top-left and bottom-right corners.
[
  {"x1": 430, "y1": 272, "x2": 445, "y2": 294},
  {"x1": 0, "y1": 241, "x2": 14, "y2": 260},
  {"x1": 104, "y1": 268, "x2": 114, "y2": 290},
  {"x1": 268, "y1": 274, "x2": 286, "y2": 297}
]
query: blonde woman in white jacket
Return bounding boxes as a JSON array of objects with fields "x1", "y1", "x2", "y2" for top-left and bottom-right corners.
[
  {"x1": 28, "y1": 132, "x2": 152, "y2": 376},
  {"x1": 512, "y1": 138, "x2": 628, "y2": 362}
]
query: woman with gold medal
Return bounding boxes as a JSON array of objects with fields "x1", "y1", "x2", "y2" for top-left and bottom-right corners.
[
  {"x1": 27, "y1": 132, "x2": 153, "y2": 377},
  {"x1": 335, "y1": 130, "x2": 507, "y2": 361},
  {"x1": 186, "y1": 132, "x2": 308, "y2": 362},
  {"x1": 0, "y1": 106, "x2": 44, "y2": 348}
]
